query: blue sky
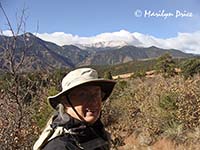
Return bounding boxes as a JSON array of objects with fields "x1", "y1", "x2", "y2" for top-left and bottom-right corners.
[
  {"x1": 1, "y1": 0, "x2": 200, "y2": 54},
  {"x1": 1, "y1": 0, "x2": 199, "y2": 37}
]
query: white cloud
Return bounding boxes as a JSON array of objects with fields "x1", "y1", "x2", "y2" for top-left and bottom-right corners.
[
  {"x1": 132, "y1": 31, "x2": 200, "y2": 54},
  {"x1": 0, "y1": 30, "x2": 13, "y2": 36},
  {"x1": 35, "y1": 32, "x2": 79, "y2": 45},
  {"x1": 36, "y1": 30, "x2": 200, "y2": 54},
  {"x1": 36, "y1": 30, "x2": 142, "y2": 46},
  {"x1": 94, "y1": 30, "x2": 141, "y2": 45}
]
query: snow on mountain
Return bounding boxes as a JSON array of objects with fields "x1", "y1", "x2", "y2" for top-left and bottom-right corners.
[{"x1": 75, "y1": 40, "x2": 128, "y2": 49}]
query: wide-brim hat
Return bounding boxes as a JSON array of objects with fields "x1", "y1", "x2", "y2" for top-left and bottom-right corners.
[{"x1": 48, "y1": 68, "x2": 116, "y2": 109}]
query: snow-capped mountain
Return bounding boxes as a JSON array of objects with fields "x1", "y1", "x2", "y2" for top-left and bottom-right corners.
[
  {"x1": 0, "y1": 33, "x2": 193, "y2": 71},
  {"x1": 75, "y1": 40, "x2": 128, "y2": 49}
]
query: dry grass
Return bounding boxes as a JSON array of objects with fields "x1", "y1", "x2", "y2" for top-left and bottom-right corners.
[
  {"x1": 118, "y1": 136, "x2": 200, "y2": 150},
  {"x1": 102, "y1": 74, "x2": 200, "y2": 149}
]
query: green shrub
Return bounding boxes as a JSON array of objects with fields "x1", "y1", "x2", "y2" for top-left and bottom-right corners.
[
  {"x1": 159, "y1": 93, "x2": 178, "y2": 111},
  {"x1": 117, "y1": 80, "x2": 127, "y2": 91},
  {"x1": 181, "y1": 58, "x2": 200, "y2": 79},
  {"x1": 32, "y1": 103, "x2": 53, "y2": 128},
  {"x1": 104, "y1": 71, "x2": 113, "y2": 79},
  {"x1": 156, "y1": 53, "x2": 176, "y2": 77},
  {"x1": 131, "y1": 70, "x2": 146, "y2": 78},
  {"x1": 32, "y1": 86, "x2": 57, "y2": 128}
]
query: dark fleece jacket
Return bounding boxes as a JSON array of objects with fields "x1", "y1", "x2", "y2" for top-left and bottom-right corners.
[{"x1": 42, "y1": 113, "x2": 110, "y2": 150}]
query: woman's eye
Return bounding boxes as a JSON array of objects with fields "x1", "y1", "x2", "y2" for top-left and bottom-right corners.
[{"x1": 78, "y1": 92, "x2": 87, "y2": 97}]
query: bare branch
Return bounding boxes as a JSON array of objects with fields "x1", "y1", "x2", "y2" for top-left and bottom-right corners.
[
  {"x1": 0, "y1": 2, "x2": 15, "y2": 37},
  {"x1": 0, "y1": 3, "x2": 43, "y2": 149},
  {"x1": 16, "y1": 7, "x2": 27, "y2": 35}
]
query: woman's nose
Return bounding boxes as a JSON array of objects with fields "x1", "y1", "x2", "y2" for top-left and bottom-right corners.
[{"x1": 87, "y1": 96, "x2": 100, "y2": 105}]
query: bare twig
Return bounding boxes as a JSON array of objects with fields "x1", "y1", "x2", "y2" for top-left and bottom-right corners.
[{"x1": 0, "y1": 2, "x2": 15, "y2": 37}]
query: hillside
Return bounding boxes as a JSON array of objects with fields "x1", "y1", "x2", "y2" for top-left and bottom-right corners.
[{"x1": 0, "y1": 33, "x2": 74, "y2": 71}]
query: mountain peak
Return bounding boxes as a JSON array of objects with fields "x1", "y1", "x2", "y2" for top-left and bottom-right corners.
[
  {"x1": 75, "y1": 40, "x2": 128, "y2": 49},
  {"x1": 25, "y1": 32, "x2": 34, "y2": 37}
]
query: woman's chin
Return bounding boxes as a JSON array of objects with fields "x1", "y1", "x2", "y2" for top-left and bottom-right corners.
[{"x1": 84, "y1": 113, "x2": 99, "y2": 124}]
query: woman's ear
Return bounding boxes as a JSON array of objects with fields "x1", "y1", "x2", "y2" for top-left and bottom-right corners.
[{"x1": 101, "y1": 91, "x2": 106, "y2": 99}]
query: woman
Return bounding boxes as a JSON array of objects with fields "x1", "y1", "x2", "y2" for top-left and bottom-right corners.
[{"x1": 33, "y1": 68, "x2": 116, "y2": 150}]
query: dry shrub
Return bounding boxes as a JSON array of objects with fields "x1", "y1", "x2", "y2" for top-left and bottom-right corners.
[
  {"x1": 103, "y1": 74, "x2": 200, "y2": 149},
  {"x1": 118, "y1": 135, "x2": 200, "y2": 150}
]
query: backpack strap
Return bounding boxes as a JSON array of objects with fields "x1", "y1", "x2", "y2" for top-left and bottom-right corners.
[
  {"x1": 33, "y1": 115, "x2": 78, "y2": 150},
  {"x1": 33, "y1": 117, "x2": 54, "y2": 150}
]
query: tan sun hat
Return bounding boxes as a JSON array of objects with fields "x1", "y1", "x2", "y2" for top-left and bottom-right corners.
[{"x1": 48, "y1": 68, "x2": 116, "y2": 109}]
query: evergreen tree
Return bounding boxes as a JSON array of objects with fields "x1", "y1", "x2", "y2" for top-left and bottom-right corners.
[
  {"x1": 181, "y1": 58, "x2": 200, "y2": 79},
  {"x1": 104, "y1": 71, "x2": 113, "y2": 79},
  {"x1": 156, "y1": 53, "x2": 176, "y2": 77}
]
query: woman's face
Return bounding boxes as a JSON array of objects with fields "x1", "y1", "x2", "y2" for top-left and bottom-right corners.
[{"x1": 64, "y1": 85, "x2": 102, "y2": 124}]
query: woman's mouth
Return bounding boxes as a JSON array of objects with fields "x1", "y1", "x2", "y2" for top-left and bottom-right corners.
[
  {"x1": 85, "y1": 108, "x2": 98, "y2": 116},
  {"x1": 86, "y1": 108, "x2": 96, "y2": 112}
]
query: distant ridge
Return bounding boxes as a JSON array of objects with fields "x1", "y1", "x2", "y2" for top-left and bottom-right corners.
[{"x1": 0, "y1": 33, "x2": 194, "y2": 71}]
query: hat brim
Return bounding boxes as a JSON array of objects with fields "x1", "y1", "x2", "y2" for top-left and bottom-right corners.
[{"x1": 48, "y1": 79, "x2": 116, "y2": 109}]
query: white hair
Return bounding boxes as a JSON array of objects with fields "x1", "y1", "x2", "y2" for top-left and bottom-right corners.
[{"x1": 57, "y1": 103, "x2": 66, "y2": 121}]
